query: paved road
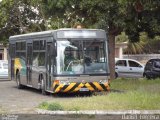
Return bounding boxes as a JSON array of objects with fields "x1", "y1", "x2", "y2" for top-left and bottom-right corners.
[
  {"x1": 0, "y1": 80, "x2": 123, "y2": 120},
  {"x1": 0, "y1": 80, "x2": 55, "y2": 114}
]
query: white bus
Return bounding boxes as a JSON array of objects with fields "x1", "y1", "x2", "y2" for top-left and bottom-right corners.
[{"x1": 8, "y1": 28, "x2": 110, "y2": 94}]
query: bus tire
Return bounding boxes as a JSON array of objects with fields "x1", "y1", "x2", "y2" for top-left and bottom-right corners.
[
  {"x1": 41, "y1": 79, "x2": 46, "y2": 95},
  {"x1": 16, "y1": 72, "x2": 23, "y2": 89}
]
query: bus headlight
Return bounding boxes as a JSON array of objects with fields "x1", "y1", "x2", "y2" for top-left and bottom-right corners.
[{"x1": 99, "y1": 79, "x2": 108, "y2": 84}]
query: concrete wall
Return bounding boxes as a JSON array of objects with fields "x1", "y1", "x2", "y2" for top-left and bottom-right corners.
[
  {"x1": 115, "y1": 42, "x2": 127, "y2": 59},
  {"x1": 0, "y1": 44, "x2": 8, "y2": 60}
]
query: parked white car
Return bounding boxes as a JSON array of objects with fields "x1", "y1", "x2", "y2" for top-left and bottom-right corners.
[
  {"x1": 115, "y1": 58, "x2": 144, "y2": 78},
  {"x1": 0, "y1": 60, "x2": 8, "y2": 79}
]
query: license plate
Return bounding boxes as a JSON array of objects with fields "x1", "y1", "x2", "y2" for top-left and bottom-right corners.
[{"x1": 79, "y1": 88, "x2": 89, "y2": 91}]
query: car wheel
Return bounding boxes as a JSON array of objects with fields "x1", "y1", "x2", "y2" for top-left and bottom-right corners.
[{"x1": 145, "y1": 74, "x2": 152, "y2": 80}]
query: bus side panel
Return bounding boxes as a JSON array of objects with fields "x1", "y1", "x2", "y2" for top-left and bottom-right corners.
[
  {"x1": 8, "y1": 53, "x2": 12, "y2": 81},
  {"x1": 31, "y1": 67, "x2": 39, "y2": 88},
  {"x1": 14, "y1": 57, "x2": 27, "y2": 85},
  {"x1": 8, "y1": 43, "x2": 15, "y2": 81},
  {"x1": 31, "y1": 66, "x2": 46, "y2": 89}
]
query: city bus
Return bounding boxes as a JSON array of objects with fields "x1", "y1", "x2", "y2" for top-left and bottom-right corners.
[{"x1": 8, "y1": 28, "x2": 110, "y2": 94}]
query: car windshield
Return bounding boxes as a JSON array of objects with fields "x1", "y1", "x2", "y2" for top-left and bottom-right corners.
[{"x1": 56, "y1": 39, "x2": 108, "y2": 75}]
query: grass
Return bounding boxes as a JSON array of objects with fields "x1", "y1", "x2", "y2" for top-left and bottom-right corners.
[
  {"x1": 38, "y1": 78, "x2": 160, "y2": 111},
  {"x1": 39, "y1": 101, "x2": 63, "y2": 111},
  {"x1": 0, "y1": 105, "x2": 6, "y2": 114}
]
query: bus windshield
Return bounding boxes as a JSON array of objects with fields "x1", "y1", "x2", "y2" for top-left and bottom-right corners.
[{"x1": 56, "y1": 39, "x2": 108, "y2": 75}]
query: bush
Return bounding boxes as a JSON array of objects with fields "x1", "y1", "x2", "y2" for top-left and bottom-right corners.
[
  {"x1": 38, "y1": 101, "x2": 49, "y2": 110},
  {"x1": 47, "y1": 102, "x2": 63, "y2": 111},
  {"x1": 39, "y1": 102, "x2": 63, "y2": 111}
]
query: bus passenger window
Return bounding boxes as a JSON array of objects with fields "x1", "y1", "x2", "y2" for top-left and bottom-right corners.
[
  {"x1": 39, "y1": 52, "x2": 45, "y2": 66},
  {"x1": 33, "y1": 52, "x2": 45, "y2": 66}
]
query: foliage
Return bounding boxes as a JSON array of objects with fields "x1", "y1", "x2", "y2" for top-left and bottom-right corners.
[
  {"x1": 39, "y1": 0, "x2": 160, "y2": 55},
  {"x1": 125, "y1": 41, "x2": 145, "y2": 54},
  {"x1": 0, "y1": 0, "x2": 159, "y2": 48},
  {"x1": 38, "y1": 101, "x2": 63, "y2": 111},
  {"x1": 115, "y1": 32, "x2": 145, "y2": 54},
  {"x1": 115, "y1": 32, "x2": 129, "y2": 43},
  {"x1": 143, "y1": 35, "x2": 160, "y2": 53},
  {"x1": 0, "y1": 0, "x2": 45, "y2": 44},
  {"x1": 38, "y1": 101, "x2": 49, "y2": 110},
  {"x1": 0, "y1": 0, "x2": 13, "y2": 43},
  {"x1": 47, "y1": 102, "x2": 63, "y2": 111},
  {"x1": 116, "y1": 31, "x2": 160, "y2": 54},
  {"x1": 123, "y1": 0, "x2": 160, "y2": 41}
]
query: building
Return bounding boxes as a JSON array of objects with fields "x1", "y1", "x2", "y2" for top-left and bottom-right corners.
[
  {"x1": 115, "y1": 42, "x2": 128, "y2": 58},
  {"x1": 0, "y1": 44, "x2": 8, "y2": 60}
]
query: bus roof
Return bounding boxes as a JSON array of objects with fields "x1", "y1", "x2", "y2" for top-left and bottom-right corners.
[
  {"x1": 9, "y1": 30, "x2": 54, "y2": 40},
  {"x1": 9, "y1": 28, "x2": 106, "y2": 41}
]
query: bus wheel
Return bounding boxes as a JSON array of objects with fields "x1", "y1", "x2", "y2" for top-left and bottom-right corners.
[
  {"x1": 16, "y1": 72, "x2": 23, "y2": 89},
  {"x1": 41, "y1": 79, "x2": 46, "y2": 95}
]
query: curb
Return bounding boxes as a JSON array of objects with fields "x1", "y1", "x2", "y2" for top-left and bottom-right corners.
[
  {"x1": 36, "y1": 109, "x2": 160, "y2": 115},
  {"x1": 0, "y1": 79, "x2": 10, "y2": 81}
]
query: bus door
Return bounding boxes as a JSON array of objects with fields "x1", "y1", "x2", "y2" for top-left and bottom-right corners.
[
  {"x1": 46, "y1": 42, "x2": 53, "y2": 90},
  {"x1": 9, "y1": 44, "x2": 15, "y2": 80},
  {"x1": 26, "y1": 43, "x2": 32, "y2": 86}
]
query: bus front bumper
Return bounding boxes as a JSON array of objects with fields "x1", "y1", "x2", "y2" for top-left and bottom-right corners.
[{"x1": 52, "y1": 81, "x2": 110, "y2": 93}]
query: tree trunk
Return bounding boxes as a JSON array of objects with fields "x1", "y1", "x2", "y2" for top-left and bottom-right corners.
[{"x1": 108, "y1": 34, "x2": 115, "y2": 80}]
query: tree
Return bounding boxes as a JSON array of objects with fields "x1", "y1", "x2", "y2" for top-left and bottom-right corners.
[
  {"x1": 0, "y1": 0, "x2": 159, "y2": 78},
  {"x1": 0, "y1": 0, "x2": 14, "y2": 45},
  {"x1": 141, "y1": 33, "x2": 160, "y2": 54},
  {"x1": 43, "y1": 0, "x2": 159, "y2": 78},
  {"x1": 116, "y1": 32, "x2": 146, "y2": 54},
  {"x1": 0, "y1": 0, "x2": 46, "y2": 44}
]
